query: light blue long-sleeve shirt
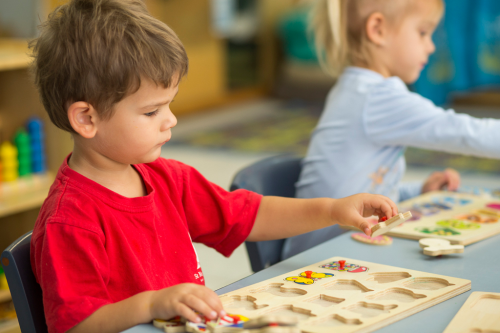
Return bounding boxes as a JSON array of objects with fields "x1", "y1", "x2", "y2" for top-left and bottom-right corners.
[{"x1": 282, "y1": 66, "x2": 500, "y2": 259}]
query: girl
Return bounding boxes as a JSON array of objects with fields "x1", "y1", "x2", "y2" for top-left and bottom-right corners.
[{"x1": 282, "y1": 0, "x2": 500, "y2": 259}]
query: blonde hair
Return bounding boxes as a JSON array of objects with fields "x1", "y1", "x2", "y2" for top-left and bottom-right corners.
[{"x1": 311, "y1": 0, "x2": 443, "y2": 77}]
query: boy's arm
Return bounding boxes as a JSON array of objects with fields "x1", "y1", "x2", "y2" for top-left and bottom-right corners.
[
  {"x1": 68, "y1": 284, "x2": 224, "y2": 333},
  {"x1": 247, "y1": 194, "x2": 397, "y2": 242}
]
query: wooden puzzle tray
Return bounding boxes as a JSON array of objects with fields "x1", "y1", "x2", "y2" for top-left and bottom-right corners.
[
  {"x1": 387, "y1": 191, "x2": 500, "y2": 245},
  {"x1": 214, "y1": 257, "x2": 471, "y2": 333},
  {"x1": 443, "y1": 291, "x2": 500, "y2": 332}
]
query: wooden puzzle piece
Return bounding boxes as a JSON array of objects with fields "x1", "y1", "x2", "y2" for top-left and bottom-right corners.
[
  {"x1": 436, "y1": 219, "x2": 481, "y2": 229},
  {"x1": 320, "y1": 261, "x2": 368, "y2": 273},
  {"x1": 284, "y1": 271, "x2": 334, "y2": 285},
  {"x1": 443, "y1": 292, "x2": 500, "y2": 333},
  {"x1": 419, "y1": 238, "x2": 464, "y2": 256},
  {"x1": 415, "y1": 227, "x2": 461, "y2": 236},
  {"x1": 186, "y1": 313, "x2": 248, "y2": 333},
  {"x1": 454, "y1": 213, "x2": 498, "y2": 223},
  {"x1": 486, "y1": 202, "x2": 500, "y2": 211},
  {"x1": 371, "y1": 211, "x2": 412, "y2": 237},
  {"x1": 153, "y1": 317, "x2": 185, "y2": 333},
  {"x1": 411, "y1": 203, "x2": 441, "y2": 216},
  {"x1": 351, "y1": 233, "x2": 392, "y2": 245}
]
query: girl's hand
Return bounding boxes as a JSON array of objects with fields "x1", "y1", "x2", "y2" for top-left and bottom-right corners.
[
  {"x1": 149, "y1": 283, "x2": 225, "y2": 323},
  {"x1": 330, "y1": 193, "x2": 398, "y2": 236},
  {"x1": 422, "y1": 168, "x2": 460, "y2": 193}
]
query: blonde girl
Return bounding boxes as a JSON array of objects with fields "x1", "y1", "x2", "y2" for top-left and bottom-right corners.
[{"x1": 282, "y1": 0, "x2": 500, "y2": 259}]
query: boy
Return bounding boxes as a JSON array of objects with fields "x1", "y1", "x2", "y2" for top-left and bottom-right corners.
[{"x1": 29, "y1": 0, "x2": 398, "y2": 332}]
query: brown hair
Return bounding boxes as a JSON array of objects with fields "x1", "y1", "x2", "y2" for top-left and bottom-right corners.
[
  {"x1": 311, "y1": 0, "x2": 443, "y2": 77},
  {"x1": 30, "y1": 0, "x2": 188, "y2": 133}
]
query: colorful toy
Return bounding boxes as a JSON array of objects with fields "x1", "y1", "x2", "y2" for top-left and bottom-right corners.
[
  {"x1": 13, "y1": 128, "x2": 31, "y2": 176},
  {"x1": 0, "y1": 141, "x2": 18, "y2": 182},
  {"x1": 26, "y1": 116, "x2": 46, "y2": 173},
  {"x1": 419, "y1": 238, "x2": 464, "y2": 256},
  {"x1": 284, "y1": 271, "x2": 334, "y2": 285},
  {"x1": 206, "y1": 257, "x2": 471, "y2": 333},
  {"x1": 320, "y1": 261, "x2": 368, "y2": 273},
  {"x1": 351, "y1": 233, "x2": 393, "y2": 246}
]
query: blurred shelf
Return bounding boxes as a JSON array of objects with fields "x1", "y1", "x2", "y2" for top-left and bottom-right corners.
[
  {"x1": 0, "y1": 39, "x2": 30, "y2": 72},
  {"x1": 0, "y1": 319, "x2": 20, "y2": 333},
  {"x1": 0, "y1": 173, "x2": 54, "y2": 218},
  {"x1": 0, "y1": 291, "x2": 11, "y2": 304}
]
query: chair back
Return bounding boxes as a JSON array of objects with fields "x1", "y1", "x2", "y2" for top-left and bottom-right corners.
[
  {"x1": 1, "y1": 231, "x2": 47, "y2": 333},
  {"x1": 230, "y1": 155, "x2": 302, "y2": 272}
]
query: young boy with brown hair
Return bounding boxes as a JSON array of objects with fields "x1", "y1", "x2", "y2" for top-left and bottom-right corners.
[{"x1": 29, "y1": 0, "x2": 398, "y2": 332}]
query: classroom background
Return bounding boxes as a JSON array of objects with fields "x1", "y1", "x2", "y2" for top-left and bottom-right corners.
[{"x1": 1, "y1": 0, "x2": 500, "y2": 331}]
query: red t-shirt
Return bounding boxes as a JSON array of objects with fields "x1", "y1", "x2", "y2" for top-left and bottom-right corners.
[{"x1": 31, "y1": 156, "x2": 262, "y2": 333}]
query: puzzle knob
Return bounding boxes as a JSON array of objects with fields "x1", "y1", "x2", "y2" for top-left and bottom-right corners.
[
  {"x1": 381, "y1": 216, "x2": 388, "y2": 222},
  {"x1": 305, "y1": 270, "x2": 312, "y2": 279},
  {"x1": 269, "y1": 323, "x2": 279, "y2": 327},
  {"x1": 338, "y1": 260, "x2": 346, "y2": 270}
]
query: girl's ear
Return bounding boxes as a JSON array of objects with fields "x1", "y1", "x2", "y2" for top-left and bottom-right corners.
[
  {"x1": 67, "y1": 101, "x2": 99, "y2": 139},
  {"x1": 365, "y1": 12, "x2": 388, "y2": 46}
]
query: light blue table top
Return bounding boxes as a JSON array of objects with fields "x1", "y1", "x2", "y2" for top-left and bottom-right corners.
[{"x1": 125, "y1": 231, "x2": 500, "y2": 333}]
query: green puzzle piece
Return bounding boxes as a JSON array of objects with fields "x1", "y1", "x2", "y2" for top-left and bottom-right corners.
[
  {"x1": 436, "y1": 219, "x2": 480, "y2": 230},
  {"x1": 416, "y1": 227, "x2": 461, "y2": 236}
]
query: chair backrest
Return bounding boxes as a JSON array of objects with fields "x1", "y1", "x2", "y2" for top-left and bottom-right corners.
[
  {"x1": 230, "y1": 154, "x2": 302, "y2": 272},
  {"x1": 1, "y1": 231, "x2": 47, "y2": 333}
]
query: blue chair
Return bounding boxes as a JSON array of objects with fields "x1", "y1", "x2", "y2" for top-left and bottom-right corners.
[
  {"x1": 1, "y1": 231, "x2": 48, "y2": 333},
  {"x1": 230, "y1": 155, "x2": 302, "y2": 272}
]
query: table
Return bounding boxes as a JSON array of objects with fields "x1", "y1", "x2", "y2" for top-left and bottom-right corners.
[{"x1": 125, "y1": 231, "x2": 500, "y2": 333}]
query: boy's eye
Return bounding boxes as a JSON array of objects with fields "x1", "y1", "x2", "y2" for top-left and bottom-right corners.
[{"x1": 144, "y1": 110, "x2": 159, "y2": 117}]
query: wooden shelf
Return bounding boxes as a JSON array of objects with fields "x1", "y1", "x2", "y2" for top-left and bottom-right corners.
[
  {"x1": 0, "y1": 39, "x2": 30, "y2": 72},
  {"x1": 0, "y1": 291, "x2": 11, "y2": 304},
  {"x1": 0, "y1": 174, "x2": 54, "y2": 219},
  {"x1": 0, "y1": 319, "x2": 20, "y2": 333}
]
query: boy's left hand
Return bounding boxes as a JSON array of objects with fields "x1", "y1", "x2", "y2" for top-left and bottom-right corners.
[
  {"x1": 330, "y1": 193, "x2": 398, "y2": 237},
  {"x1": 422, "y1": 168, "x2": 460, "y2": 193}
]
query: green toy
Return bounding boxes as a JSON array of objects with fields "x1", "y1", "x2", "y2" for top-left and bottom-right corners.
[{"x1": 14, "y1": 128, "x2": 31, "y2": 176}]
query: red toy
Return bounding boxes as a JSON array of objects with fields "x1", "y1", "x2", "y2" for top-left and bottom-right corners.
[{"x1": 338, "y1": 260, "x2": 346, "y2": 270}]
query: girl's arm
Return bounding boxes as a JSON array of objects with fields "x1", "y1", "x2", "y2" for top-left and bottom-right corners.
[
  {"x1": 247, "y1": 194, "x2": 398, "y2": 241},
  {"x1": 363, "y1": 78, "x2": 500, "y2": 159}
]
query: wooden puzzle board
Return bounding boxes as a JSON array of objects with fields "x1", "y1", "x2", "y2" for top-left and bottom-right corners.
[
  {"x1": 218, "y1": 257, "x2": 471, "y2": 333},
  {"x1": 386, "y1": 191, "x2": 500, "y2": 245},
  {"x1": 443, "y1": 291, "x2": 500, "y2": 333}
]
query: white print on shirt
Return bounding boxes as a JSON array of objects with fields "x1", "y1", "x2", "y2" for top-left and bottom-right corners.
[{"x1": 188, "y1": 234, "x2": 204, "y2": 282}]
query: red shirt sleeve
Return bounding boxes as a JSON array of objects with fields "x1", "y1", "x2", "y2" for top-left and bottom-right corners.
[
  {"x1": 177, "y1": 162, "x2": 262, "y2": 257},
  {"x1": 32, "y1": 221, "x2": 112, "y2": 333}
]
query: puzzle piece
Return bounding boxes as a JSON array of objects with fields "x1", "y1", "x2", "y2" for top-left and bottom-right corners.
[
  {"x1": 419, "y1": 238, "x2": 464, "y2": 256},
  {"x1": 371, "y1": 211, "x2": 412, "y2": 237},
  {"x1": 284, "y1": 271, "x2": 334, "y2": 285},
  {"x1": 186, "y1": 313, "x2": 248, "y2": 332},
  {"x1": 154, "y1": 317, "x2": 186, "y2": 333},
  {"x1": 320, "y1": 261, "x2": 368, "y2": 273},
  {"x1": 416, "y1": 227, "x2": 461, "y2": 236},
  {"x1": 351, "y1": 232, "x2": 393, "y2": 245}
]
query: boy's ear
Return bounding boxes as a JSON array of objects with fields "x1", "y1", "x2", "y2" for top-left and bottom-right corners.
[
  {"x1": 365, "y1": 12, "x2": 388, "y2": 46},
  {"x1": 67, "y1": 101, "x2": 99, "y2": 139}
]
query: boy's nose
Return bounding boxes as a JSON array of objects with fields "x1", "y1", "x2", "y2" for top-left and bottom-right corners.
[{"x1": 162, "y1": 111, "x2": 177, "y2": 131}]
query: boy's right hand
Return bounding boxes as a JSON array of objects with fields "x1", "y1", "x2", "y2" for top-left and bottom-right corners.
[
  {"x1": 149, "y1": 283, "x2": 225, "y2": 323},
  {"x1": 330, "y1": 193, "x2": 398, "y2": 236}
]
